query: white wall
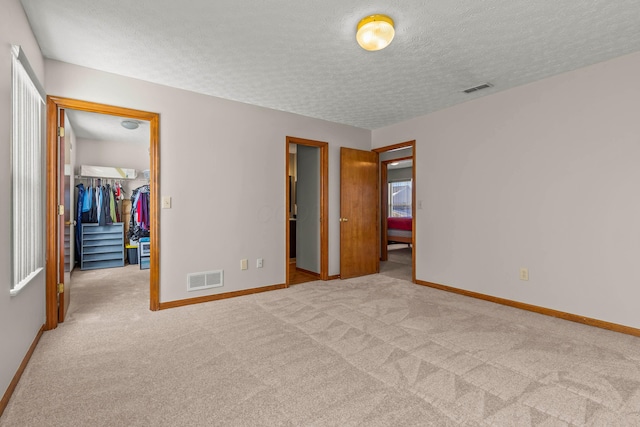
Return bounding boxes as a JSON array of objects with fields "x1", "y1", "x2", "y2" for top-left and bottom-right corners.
[
  {"x1": 388, "y1": 167, "x2": 412, "y2": 182},
  {"x1": 380, "y1": 147, "x2": 412, "y2": 162},
  {"x1": 0, "y1": 0, "x2": 46, "y2": 403},
  {"x1": 75, "y1": 137, "x2": 149, "y2": 172},
  {"x1": 75, "y1": 137, "x2": 150, "y2": 196},
  {"x1": 373, "y1": 51, "x2": 640, "y2": 329},
  {"x1": 46, "y1": 60, "x2": 371, "y2": 302},
  {"x1": 296, "y1": 145, "x2": 320, "y2": 273}
]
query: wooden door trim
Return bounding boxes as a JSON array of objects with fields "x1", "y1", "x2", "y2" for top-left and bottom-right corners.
[
  {"x1": 57, "y1": 109, "x2": 66, "y2": 322},
  {"x1": 381, "y1": 162, "x2": 388, "y2": 261},
  {"x1": 372, "y1": 141, "x2": 414, "y2": 153},
  {"x1": 285, "y1": 136, "x2": 329, "y2": 285},
  {"x1": 373, "y1": 140, "x2": 416, "y2": 283},
  {"x1": 45, "y1": 96, "x2": 160, "y2": 330}
]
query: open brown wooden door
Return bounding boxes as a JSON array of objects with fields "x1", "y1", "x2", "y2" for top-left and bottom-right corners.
[
  {"x1": 340, "y1": 147, "x2": 379, "y2": 279},
  {"x1": 57, "y1": 108, "x2": 71, "y2": 322}
]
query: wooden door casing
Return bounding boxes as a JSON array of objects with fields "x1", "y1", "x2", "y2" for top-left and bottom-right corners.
[
  {"x1": 57, "y1": 108, "x2": 69, "y2": 322},
  {"x1": 46, "y1": 97, "x2": 160, "y2": 330},
  {"x1": 373, "y1": 141, "x2": 416, "y2": 283}
]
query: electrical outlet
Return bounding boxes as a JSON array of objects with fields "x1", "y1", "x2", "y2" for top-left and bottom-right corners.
[
  {"x1": 519, "y1": 268, "x2": 529, "y2": 281},
  {"x1": 257, "y1": 258, "x2": 263, "y2": 268},
  {"x1": 241, "y1": 259, "x2": 248, "y2": 270}
]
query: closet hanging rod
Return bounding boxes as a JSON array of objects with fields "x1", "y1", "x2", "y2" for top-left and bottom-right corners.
[{"x1": 75, "y1": 175, "x2": 140, "y2": 179}]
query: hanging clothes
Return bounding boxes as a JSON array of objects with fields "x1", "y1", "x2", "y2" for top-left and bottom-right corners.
[
  {"x1": 89, "y1": 185, "x2": 97, "y2": 223},
  {"x1": 75, "y1": 183, "x2": 85, "y2": 261},
  {"x1": 109, "y1": 185, "x2": 117, "y2": 223},
  {"x1": 81, "y1": 185, "x2": 92, "y2": 222},
  {"x1": 82, "y1": 186, "x2": 94, "y2": 223},
  {"x1": 97, "y1": 184, "x2": 105, "y2": 225},
  {"x1": 102, "y1": 184, "x2": 112, "y2": 225},
  {"x1": 76, "y1": 179, "x2": 122, "y2": 227},
  {"x1": 128, "y1": 184, "x2": 150, "y2": 243},
  {"x1": 116, "y1": 184, "x2": 122, "y2": 222}
]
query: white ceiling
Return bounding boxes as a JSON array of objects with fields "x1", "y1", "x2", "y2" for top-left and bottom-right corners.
[
  {"x1": 388, "y1": 160, "x2": 412, "y2": 170},
  {"x1": 21, "y1": 0, "x2": 640, "y2": 130},
  {"x1": 65, "y1": 110, "x2": 149, "y2": 145}
]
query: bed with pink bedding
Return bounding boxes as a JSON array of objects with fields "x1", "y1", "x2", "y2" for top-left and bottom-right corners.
[{"x1": 387, "y1": 217, "x2": 412, "y2": 244}]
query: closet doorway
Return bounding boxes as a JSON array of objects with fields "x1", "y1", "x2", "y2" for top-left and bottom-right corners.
[
  {"x1": 285, "y1": 136, "x2": 329, "y2": 285},
  {"x1": 45, "y1": 97, "x2": 160, "y2": 330}
]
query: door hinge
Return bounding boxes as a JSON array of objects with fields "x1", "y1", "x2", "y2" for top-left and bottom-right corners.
[
  {"x1": 57, "y1": 283, "x2": 64, "y2": 293},
  {"x1": 58, "y1": 204, "x2": 64, "y2": 216},
  {"x1": 57, "y1": 126, "x2": 65, "y2": 137}
]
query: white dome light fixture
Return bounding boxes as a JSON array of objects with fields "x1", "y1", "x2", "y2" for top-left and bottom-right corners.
[
  {"x1": 356, "y1": 14, "x2": 395, "y2": 51},
  {"x1": 121, "y1": 120, "x2": 139, "y2": 130}
]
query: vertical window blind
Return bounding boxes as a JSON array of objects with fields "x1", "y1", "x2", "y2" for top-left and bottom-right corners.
[
  {"x1": 11, "y1": 46, "x2": 45, "y2": 294},
  {"x1": 388, "y1": 180, "x2": 412, "y2": 218}
]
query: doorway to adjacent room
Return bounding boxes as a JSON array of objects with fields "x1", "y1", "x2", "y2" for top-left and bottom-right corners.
[
  {"x1": 285, "y1": 136, "x2": 329, "y2": 285},
  {"x1": 374, "y1": 141, "x2": 416, "y2": 283}
]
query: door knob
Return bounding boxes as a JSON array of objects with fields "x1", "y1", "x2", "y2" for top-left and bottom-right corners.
[{"x1": 340, "y1": 218, "x2": 349, "y2": 222}]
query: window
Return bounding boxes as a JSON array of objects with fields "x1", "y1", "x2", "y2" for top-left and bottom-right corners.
[
  {"x1": 10, "y1": 46, "x2": 45, "y2": 295},
  {"x1": 388, "y1": 179, "x2": 412, "y2": 217}
]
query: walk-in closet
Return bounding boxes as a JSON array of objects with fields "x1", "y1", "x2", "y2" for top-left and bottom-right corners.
[
  {"x1": 65, "y1": 110, "x2": 151, "y2": 276},
  {"x1": 74, "y1": 168, "x2": 150, "y2": 270}
]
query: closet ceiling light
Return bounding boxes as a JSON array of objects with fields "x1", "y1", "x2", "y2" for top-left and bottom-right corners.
[
  {"x1": 356, "y1": 14, "x2": 395, "y2": 51},
  {"x1": 121, "y1": 120, "x2": 139, "y2": 130}
]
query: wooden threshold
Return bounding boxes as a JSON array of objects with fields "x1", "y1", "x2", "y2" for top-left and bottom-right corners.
[
  {"x1": 158, "y1": 284, "x2": 287, "y2": 310},
  {"x1": 295, "y1": 267, "x2": 320, "y2": 278},
  {"x1": 416, "y1": 280, "x2": 640, "y2": 337},
  {"x1": 0, "y1": 325, "x2": 44, "y2": 417},
  {"x1": 289, "y1": 266, "x2": 318, "y2": 286}
]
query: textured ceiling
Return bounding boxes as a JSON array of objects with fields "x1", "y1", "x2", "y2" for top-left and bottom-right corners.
[
  {"x1": 65, "y1": 110, "x2": 149, "y2": 145},
  {"x1": 21, "y1": 0, "x2": 640, "y2": 130}
]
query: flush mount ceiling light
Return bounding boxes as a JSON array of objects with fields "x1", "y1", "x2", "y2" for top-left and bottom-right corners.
[
  {"x1": 356, "y1": 14, "x2": 395, "y2": 51},
  {"x1": 121, "y1": 120, "x2": 139, "y2": 130}
]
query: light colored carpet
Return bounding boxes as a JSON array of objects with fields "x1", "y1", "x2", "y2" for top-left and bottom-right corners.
[
  {"x1": 387, "y1": 246, "x2": 412, "y2": 265},
  {"x1": 2, "y1": 266, "x2": 640, "y2": 426},
  {"x1": 380, "y1": 246, "x2": 412, "y2": 281}
]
